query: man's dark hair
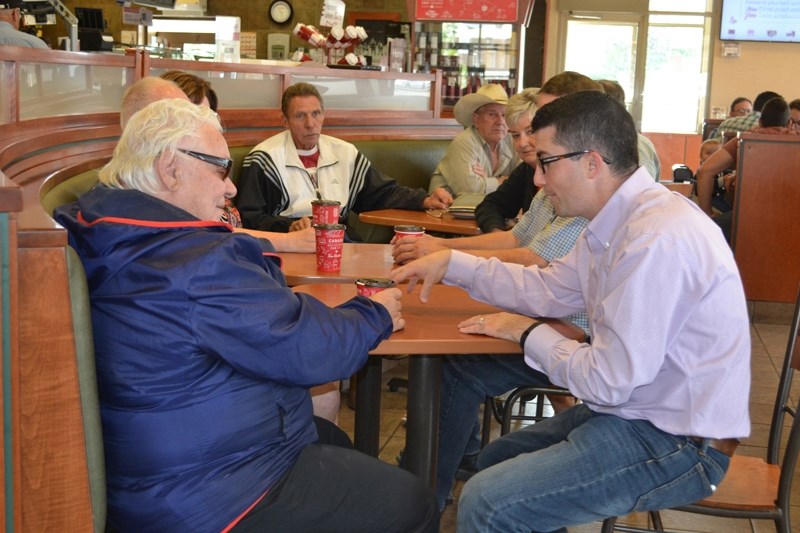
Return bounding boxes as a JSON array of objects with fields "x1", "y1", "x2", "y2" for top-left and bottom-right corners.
[
  {"x1": 532, "y1": 91, "x2": 639, "y2": 177},
  {"x1": 759, "y1": 97, "x2": 789, "y2": 127},
  {"x1": 789, "y1": 99, "x2": 800, "y2": 112},
  {"x1": 729, "y1": 96, "x2": 751, "y2": 113},
  {"x1": 753, "y1": 91, "x2": 783, "y2": 113},
  {"x1": 281, "y1": 82, "x2": 323, "y2": 117}
]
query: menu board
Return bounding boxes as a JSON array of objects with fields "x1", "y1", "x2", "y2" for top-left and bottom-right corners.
[{"x1": 414, "y1": 0, "x2": 519, "y2": 22}]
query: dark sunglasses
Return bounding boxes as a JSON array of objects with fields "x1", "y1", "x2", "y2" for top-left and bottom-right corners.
[{"x1": 177, "y1": 148, "x2": 233, "y2": 180}]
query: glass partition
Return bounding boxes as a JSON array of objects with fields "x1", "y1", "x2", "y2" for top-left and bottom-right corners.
[
  {"x1": 147, "y1": 67, "x2": 283, "y2": 109},
  {"x1": 289, "y1": 75, "x2": 432, "y2": 111},
  {"x1": 19, "y1": 63, "x2": 132, "y2": 120}
]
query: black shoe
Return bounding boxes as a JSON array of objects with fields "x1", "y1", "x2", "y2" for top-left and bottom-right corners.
[{"x1": 454, "y1": 453, "x2": 479, "y2": 481}]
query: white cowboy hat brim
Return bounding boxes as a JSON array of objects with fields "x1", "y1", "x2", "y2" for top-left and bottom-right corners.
[{"x1": 453, "y1": 84, "x2": 509, "y2": 127}]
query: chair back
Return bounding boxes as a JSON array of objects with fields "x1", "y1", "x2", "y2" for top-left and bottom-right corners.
[
  {"x1": 66, "y1": 246, "x2": 107, "y2": 533},
  {"x1": 767, "y1": 285, "x2": 800, "y2": 509}
]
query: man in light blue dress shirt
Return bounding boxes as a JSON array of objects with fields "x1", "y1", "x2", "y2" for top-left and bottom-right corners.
[
  {"x1": 0, "y1": 3, "x2": 48, "y2": 49},
  {"x1": 392, "y1": 91, "x2": 751, "y2": 533}
]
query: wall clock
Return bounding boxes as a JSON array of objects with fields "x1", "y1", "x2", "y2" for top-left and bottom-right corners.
[{"x1": 269, "y1": 0, "x2": 293, "y2": 24}]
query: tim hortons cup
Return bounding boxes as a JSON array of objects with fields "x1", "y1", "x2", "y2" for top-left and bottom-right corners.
[
  {"x1": 337, "y1": 53, "x2": 359, "y2": 66},
  {"x1": 326, "y1": 25, "x2": 344, "y2": 48},
  {"x1": 355, "y1": 278, "x2": 396, "y2": 297},
  {"x1": 314, "y1": 223, "x2": 346, "y2": 273},
  {"x1": 341, "y1": 25, "x2": 360, "y2": 48},
  {"x1": 293, "y1": 23, "x2": 315, "y2": 41},
  {"x1": 311, "y1": 200, "x2": 341, "y2": 225},
  {"x1": 394, "y1": 225, "x2": 425, "y2": 239}
]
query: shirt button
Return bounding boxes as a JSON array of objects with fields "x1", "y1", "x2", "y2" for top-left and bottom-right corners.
[{"x1": 604, "y1": 242, "x2": 610, "y2": 249}]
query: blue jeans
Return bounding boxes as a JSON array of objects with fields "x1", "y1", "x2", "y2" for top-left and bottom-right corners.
[
  {"x1": 436, "y1": 354, "x2": 552, "y2": 510},
  {"x1": 458, "y1": 404, "x2": 730, "y2": 533}
]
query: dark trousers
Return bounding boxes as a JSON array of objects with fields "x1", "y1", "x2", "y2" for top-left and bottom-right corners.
[{"x1": 232, "y1": 417, "x2": 439, "y2": 533}]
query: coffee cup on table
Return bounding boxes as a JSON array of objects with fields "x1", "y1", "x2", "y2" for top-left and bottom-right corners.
[
  {"x1": 355, "y1": 278, "x2": 396, "y2": 297},
  {"x1": 314, "y1": 223, "x2": 346, "y2": 273},
  {"x1": 311, "y1": 200, "x2": 341, "y2": 225},
  {"x1": 394, "y1": 225, "x2": 425, "y2": 239}
]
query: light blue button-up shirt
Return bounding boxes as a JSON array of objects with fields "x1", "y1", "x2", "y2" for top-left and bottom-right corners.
[{"x1": 445, "y1": 167, "x2": 751, "y2": 439}]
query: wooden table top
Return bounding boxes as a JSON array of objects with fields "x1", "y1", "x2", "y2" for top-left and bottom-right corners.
[
  {"x1": 278, "y1": 243, "x2": 395, "y2": 286},
  {"x1": 292, "y1": 283, "x2": 585, "y2": 354},
  {"x1": 359, "y1": 209, "x2": 482, "y2": 236}
]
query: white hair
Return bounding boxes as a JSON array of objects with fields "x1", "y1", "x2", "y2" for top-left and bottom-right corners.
[{"x1": 99, "y1": 99, "x2": 221, "y2": 194}]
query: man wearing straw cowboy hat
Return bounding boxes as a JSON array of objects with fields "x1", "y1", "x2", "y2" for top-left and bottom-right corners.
[{"x1": 429, "y1": 84, "x2": 520, "y2": 196}]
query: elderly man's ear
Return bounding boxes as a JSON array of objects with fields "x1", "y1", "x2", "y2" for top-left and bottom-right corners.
[{"x1": 155, "y1": 152, "x2": 180, "y2": 192}]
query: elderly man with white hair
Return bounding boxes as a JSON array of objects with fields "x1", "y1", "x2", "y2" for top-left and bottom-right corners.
[{"x1": 54, "y1": 99, "x2": 438, "y2": 533}]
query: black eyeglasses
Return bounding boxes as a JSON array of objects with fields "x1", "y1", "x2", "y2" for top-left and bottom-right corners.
[
  {"x1": 177, "y1": 149, "x2": 233, "y2": 180},
  {"x1": 536, "y1": 150, "x2": 612, "y2": 174}
]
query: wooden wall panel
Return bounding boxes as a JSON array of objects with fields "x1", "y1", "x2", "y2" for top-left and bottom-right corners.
[
  {"x1": 732, "y1": 134, "x2": 800, "y2": 303},
  {"x1": 16, "y1": 244, "x2": 93, "y2": 532}
]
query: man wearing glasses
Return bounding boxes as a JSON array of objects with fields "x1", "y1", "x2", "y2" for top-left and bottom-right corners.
[
  {"x1": 54, "y1": 99, "x2": 438, "y2": 532},
  {"x1": 712, "y1": 90, "x2": 783, "y2": 142},
  {"x1": 391, "y1": 91, "x2": 751, "y2": 532}
]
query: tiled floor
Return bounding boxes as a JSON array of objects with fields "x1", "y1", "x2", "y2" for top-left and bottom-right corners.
[{"x1": 337, "y1": 321, "x2": 795, "y2": 532}]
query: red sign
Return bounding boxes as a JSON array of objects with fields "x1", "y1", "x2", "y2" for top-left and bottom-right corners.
[{"x1": 414, "y1": 0, "x2": 519, "y2": 22}]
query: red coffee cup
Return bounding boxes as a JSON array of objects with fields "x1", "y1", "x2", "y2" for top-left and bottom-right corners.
[
  {"x1": 337, "y1": 53, "x2": 359, "y2": 66},
  {"x1": 314, "y1": 223, "x2": 346, "y2": 273},
  {"x1": 394, "y1": 225, "x2": 425, "y2": 239},
  {"x1": 311, "y1": 200, "x2": 341, "y2": 225},
  {"x1": 355, "y1": 278, "x2": 396, "y2": 297},
  {"x1": 341, "y1": 25, "x2": 360, "y2": 48},
  {"x1": 326, "y1": 26, "x2": 344, "y2": 48}
]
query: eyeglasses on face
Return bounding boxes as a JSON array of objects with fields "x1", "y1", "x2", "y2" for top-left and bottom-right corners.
[
  {"x1": 177, "y1": 148, "x2": 233, "y2": 180},
  {"x1": 536, "y1": 150, "x2": 612, "y2": 174}
]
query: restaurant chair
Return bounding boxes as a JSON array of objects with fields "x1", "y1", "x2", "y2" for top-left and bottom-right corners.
[
  {"x1": 601, "y1": 285, "x2": 800, "y2": 533},
  {"x1": 67, "y1": 246, "x2": 108, "y2": 533},
  {"x1": 481, "y1": 386, "x2": 575, "y2": 446}
]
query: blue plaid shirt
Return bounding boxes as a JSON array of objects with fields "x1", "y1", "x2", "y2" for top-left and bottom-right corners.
[{"x1": 512, "y1": 190, "x2": 589, "y2": 334}]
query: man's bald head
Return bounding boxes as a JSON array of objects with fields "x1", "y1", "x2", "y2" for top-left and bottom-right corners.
[{"x1": 120, "y1": 77, "x2": 190, "y2": 128}]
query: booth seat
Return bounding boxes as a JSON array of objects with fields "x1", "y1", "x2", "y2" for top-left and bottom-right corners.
[{"x1": 41, "y1": 138, "x2": 451, "y2": 242}]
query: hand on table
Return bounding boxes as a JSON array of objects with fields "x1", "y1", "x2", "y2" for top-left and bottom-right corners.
[
  {"x1": 459, "y1": 312, "x2": 537, "y2": 344},
  {"x1": 289, "y1": 217, "x2": 313, "y2": 232},
  {"x1": 390, "y1": 249, "x2": 452, "y2": 303},
  {"x1": 368, "y1": 288, "x2": 405, "y2": 332},
  {"x1": 391, "y1": 234, "x2": 447, "y2": 264},
  {"x1": 423, "y1": 187, "x2": 453, "y2": 210}
]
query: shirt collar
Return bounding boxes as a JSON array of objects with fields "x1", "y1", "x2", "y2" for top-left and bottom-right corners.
[{"x1": 585, "y1": 167, "x2": 654, "y2": 251}]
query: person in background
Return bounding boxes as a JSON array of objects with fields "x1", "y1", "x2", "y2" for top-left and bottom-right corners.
[
  {"x1": 429, "y1": 83, "x2": 520, "y2": 196},
  {"x1": 711, "y1": 90, "x2": 783, "y2": 142},
  {"x1": 391, "y1": 91, "x2": 750, "y2": 533},
  {"x1": 789, "y1": 98, "x2": 800, "y2": 132},
  {"x1": 237, "y1": 82, "x2": 452, "y2": 240},
  {"x1": 160, "y1": 69, "x2": 218, "y2": 110},
  {"x1": 728, "y1": 96, "x2": 753, "y2": 117},
  {"x1": 54, "y1": 98, "x2": 438, "y2": 532},
  {"x1": 700, "y1": 137, "x2": 721, "y2": 163},
  {"x1": 0, "y1": 1, "x2": 48, "y2": 48},
  {"x1": 697, "y1": 97, "x2": 797, "y2": 241},
  {"x1": 594, "y1": 78, "x2": 662, "y2": 180},
  {"x1": 473, "y1": 87, "x2": 539, "y2": 233}
]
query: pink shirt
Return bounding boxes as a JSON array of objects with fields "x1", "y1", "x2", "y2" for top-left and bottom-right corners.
[{"x1": 445, "y1": 168, "x2": 751, "y2": 439}]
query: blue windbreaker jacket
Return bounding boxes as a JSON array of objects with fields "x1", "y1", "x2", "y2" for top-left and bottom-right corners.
[{"x1": 54, "y1": 186, "x2": 393, "y2": 532}]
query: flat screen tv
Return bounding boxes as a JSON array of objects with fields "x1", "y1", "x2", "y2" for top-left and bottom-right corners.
[{"x1": 720, "y1": 0, "x2": 800, "y2": 43}]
